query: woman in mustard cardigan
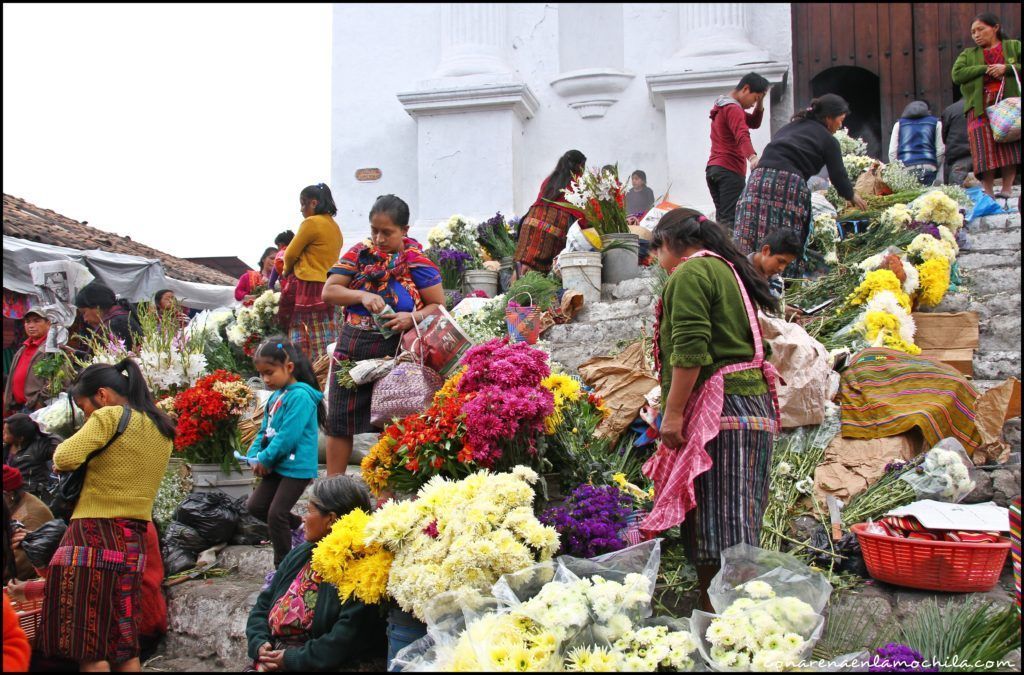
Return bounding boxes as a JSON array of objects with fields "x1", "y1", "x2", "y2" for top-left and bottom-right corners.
[
  {"x1": 37, "y1": 359, "x2": 175, "y2": 672},
  {"x1": 952, "y1": 12, "x2": 1021, "y2": 198},
  {"x1": 279, "y1": 183, "x2": 344, "y2": 360}
]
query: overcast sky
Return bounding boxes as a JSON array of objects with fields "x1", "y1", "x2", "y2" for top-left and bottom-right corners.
[{"x1": 3, "y1": 3, "x2": 332, "y2": 266}]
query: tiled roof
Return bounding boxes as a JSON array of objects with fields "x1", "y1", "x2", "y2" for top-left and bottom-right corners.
[
  {"x1": 2, "y1": 193, "x2": 235, "y2": 286},
  {"x1": 186, "y1": 256, "x2": 254, "y2": 280}
]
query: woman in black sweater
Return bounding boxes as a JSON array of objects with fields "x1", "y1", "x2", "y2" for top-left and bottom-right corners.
[{"x1": 733, "y1": 94, "x2": 868, "y2": 275}]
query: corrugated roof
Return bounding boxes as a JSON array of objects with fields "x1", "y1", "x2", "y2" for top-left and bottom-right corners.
[{"x1": 2, "y1": 193, "x2": 235, "y2": 286}]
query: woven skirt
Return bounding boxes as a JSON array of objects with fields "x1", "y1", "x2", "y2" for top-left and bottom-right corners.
[
  {"x1": 39, "y1": 517, "x2": 148, "y2": 664},
  {"x1": 733, "y1": 167, "x2": 812, "y2": 273},
  {"x1": 284, "y1": 279, "x2": 338, "y2": 360},
  {"x1": 513, "y1": 203, "x2": 576, "y2": 274},
  {"x1": 680, "y1": 392, "x2": 776, "y2": 565},
  {"x1": 326, "y1": 322, "x2": 400, "y2": 437},
  {"x1": 967, "y1": 91, "x2": 1022, "y2": 176}
]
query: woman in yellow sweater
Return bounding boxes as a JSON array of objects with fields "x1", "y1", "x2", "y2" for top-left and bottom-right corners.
[
  {"x1": 37, "y1": 359, "x2": 174, "y2": 673},
  {"x1": 278, "y1": 183, "x2": 344, "y2": 360}
]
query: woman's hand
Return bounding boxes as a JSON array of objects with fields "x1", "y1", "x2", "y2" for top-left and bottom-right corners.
[
  {"x1": 660, "y1": 414, "x2": 686, "y2": 450},
  {"x1": 5, "y1": 579, "x2": 28, "y2": 605},
  {"x1": 259, "y1": 648, "x2": 286, "y2": 671},
  {"x1": 11, "y1": 529, "x2": 26, "y2": 547},
  {"x1": 384, "y1": 312, "x2": 417, "y2": 332},
  {"x1": 986, "y1": 63, "x2": 1007, "y2": 78},
  {"x1": 252, "y1": 462, "x2": 270, "y2": 478},
  {"x1": 851, "y1": 194, "x2": 869, "y2": 211},
  {"x1": 360, "y1": 292, "x2": 387, "y2": 314}
]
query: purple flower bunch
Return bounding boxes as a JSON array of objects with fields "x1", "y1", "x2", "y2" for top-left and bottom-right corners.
[
  {"x1": 911, "y1": 221, "x2": 942, "y2": 240},
  {"x1": 437, "y1": 248, "x2": 473, "y2": 272},
  {"x1": 477, "y1": 212, "x2": 517, "y2": 259},
  {"x1": 458, "y1": 338, "x2": 550, "y2": 392},
  {"x1": 540, "y1": 484, "x2": 633, "y2": 558},
  {"x1": 868, "y1": 643, "x2": 935, "y2": 672},
  {"x1": 883, "y1": 459, "x2": 911, "y2": 474},
  {"x1": 445, "y1": 289, "x2": 464, "y2": 310}
]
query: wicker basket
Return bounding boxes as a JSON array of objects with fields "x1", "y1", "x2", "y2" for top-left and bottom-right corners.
[
  {"x1": 12, "y1": 595, "x2": 45, "y2": 645},
  {"x1": 852, "y1": 523, "x2": 1011, "y2": 592}
]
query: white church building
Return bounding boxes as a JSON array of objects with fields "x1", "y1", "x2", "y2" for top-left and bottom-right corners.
[{"x1": 331, "y1": 3, "x2": 795, "y2": 242}]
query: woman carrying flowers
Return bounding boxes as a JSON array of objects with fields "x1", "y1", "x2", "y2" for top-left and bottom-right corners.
[
  {"x1": 513, "y1": 149, "x2": 587, "y2": 275},
  {"x1": 322, "y1": 195, "x2": 443, "y2": 475},
  {"x1": 279, "y1": 183, "x2": 344, "y2": 360},
  {"x1": 245, "y1": 475, "x2": 384, "y2": 672},
  {"x1": 644, "y1": 208, "x2": 780, "y2": 612}
]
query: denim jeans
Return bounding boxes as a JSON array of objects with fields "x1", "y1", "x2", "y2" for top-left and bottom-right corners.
[{"x1": 386, "y1": 620, "x2": 427, "y2": 671}]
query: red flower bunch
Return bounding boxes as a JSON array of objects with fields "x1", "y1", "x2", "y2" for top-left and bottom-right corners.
[{"x1": 173, "y1": 369, "x2": 249, "y2": 468}]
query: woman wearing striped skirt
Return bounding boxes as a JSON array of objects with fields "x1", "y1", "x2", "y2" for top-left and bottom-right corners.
[
  {"x1": 279, "y1": 183, "x2": 344, "y2": 361},
  {"x1": 38, "y1": 360, "x2": 174, "y2": 671},
  {"x1": 733, "y1": 94, "x2": 866, "y2": 277},
  {"x1": 953, "y1": 13, "x2": 1020, "y2": 199},
  {"x1": 642, "y1": 209, "x2": 780, "y2": 612},
  {"x1": 513, "y1": 149, "x2": 587, "y2": 275},
  {"x1": 321, "y1": 195, "x2": 443, "y2": 476}
]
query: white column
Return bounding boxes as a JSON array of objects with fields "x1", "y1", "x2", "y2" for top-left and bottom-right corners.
[
  {"x1": 435, "y1": 3, "x2": 511, "y2": 77},
  {"x1": 670, "y1": 3, "x2": 769, "y2": 69}
]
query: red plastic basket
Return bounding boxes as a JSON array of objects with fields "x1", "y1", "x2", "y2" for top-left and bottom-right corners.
[
  {"x1": 852, "y1": 523, "x2": 1011, "y2": 592},
  {"x1": 12, "y1": 596, "x2": 44, "y2": 645}
]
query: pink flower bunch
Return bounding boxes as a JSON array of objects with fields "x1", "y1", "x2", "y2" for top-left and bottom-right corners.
[
  {"x1": 458, "y1": 338, "x2": 550, "y2": 393},
  {"x1": 461, "y1": 385, "x2": 554, "y2": 468}
]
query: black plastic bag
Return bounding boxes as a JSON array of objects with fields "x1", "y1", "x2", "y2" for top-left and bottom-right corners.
[
  {"x1": 173, "y1": 490, "x2": 240, "y2": 547},
  {"x1": 162, "y1": 520, "x2": 208, "y2": 554},
  {"x1": 162, "y1": 544, "x2": 197, "y2": 576},
  {"x1": 21, "y1": 519, "x2": 68, "y2": 569},
  {"x1": 230, "y1": 496, "x2": 269, "y2": 546},
  {"x1": 806, "y1": 526, "x2": 869, "y2": 578}
]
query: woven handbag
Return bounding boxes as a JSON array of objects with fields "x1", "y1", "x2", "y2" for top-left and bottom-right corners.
[
  {"x1": 505, "y1": 292, "x2": 543, "y2": 345},
  {"x1": 369, "y1": 321, "x2": 443, "y2": 428},
  {"x1": 987, "y1": 65, "x2": 1021, "y2": 144}
]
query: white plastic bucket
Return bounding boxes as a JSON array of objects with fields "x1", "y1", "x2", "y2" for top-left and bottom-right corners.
[
  {"x1": 559, "y1": 251, "x2": 602, "y2": 305},
  {"x1": 463, "y1": 269, "x2": 499, "y2": 298}
]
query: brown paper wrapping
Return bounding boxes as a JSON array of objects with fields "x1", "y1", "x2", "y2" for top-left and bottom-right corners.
[
  {"x1": 578, "y1": 340, "x2": 659, "y2": 444},
  {"x1": 759, "y1": 314, "x2": 833, "y2": 428}
]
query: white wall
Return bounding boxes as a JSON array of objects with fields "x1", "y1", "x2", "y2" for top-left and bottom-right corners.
[{"x1": 331, "y1": 3, "x2": 793, "y2": 246}]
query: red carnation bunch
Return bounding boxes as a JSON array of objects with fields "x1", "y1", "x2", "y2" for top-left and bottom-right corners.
[{"x1": 173, "y1": 369, "x2": 254, "y2": 469}]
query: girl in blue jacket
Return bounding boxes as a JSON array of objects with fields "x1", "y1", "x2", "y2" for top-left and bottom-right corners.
[{"x1": 246, "y1": 337, "x2": 325, "y2": 566}]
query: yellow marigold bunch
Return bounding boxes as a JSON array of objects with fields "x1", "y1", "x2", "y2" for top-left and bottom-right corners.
[
  {"x1": 916, "y1": 257, "x2": 951, "y2": 308},
  {"x1": 846, "y1": 270, "x2": 911, "y2": 311},
  {"x1": 541, "y1": 373, "x2": 583, "y2": 435},
  {"x1": 311, "y1": 508, "x2": 394, "y2": 605},
  {"x1": 434, "y1": 367, "x2": 466, "y2": 405},
  {"x1": 361, "y1": 435, "x2": 397, "y2": 496}
]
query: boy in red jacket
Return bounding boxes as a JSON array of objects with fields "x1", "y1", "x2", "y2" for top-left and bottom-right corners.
[{"x1": 706, "y1": 72, "x2": 771, "y2": 228}]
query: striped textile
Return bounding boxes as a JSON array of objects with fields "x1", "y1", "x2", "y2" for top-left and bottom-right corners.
[
  {"x1": 678, "y1": 392, "x2": 777, "y2": 564},
  {"x1": 839, "y1": 348, "x2": 982, "y2": 456},
  {"x1": 641, "y1": 249, "x2": 780, "y2": 542},
  {"x1": 39, "y1": 518, "x2": 148, "y2": 664},
  {"x1": 968, "y1": 97, "x2": 1022, "y2": 175},
  {"x1": 326, "y1": 322, "x2": 400, "y2": 436},
  {"x1": 1011, "y1": 496, "x2": 1021, "y2": 614},
  {"x1": 733, "y1": 166, "x2": 812, "y2": 276},
  {"x1": 290, "y1": 308, "x2": 339, "y2": 362},
  {"x1": 513, "y1": 202, "x2": 577, "y2": 274}
]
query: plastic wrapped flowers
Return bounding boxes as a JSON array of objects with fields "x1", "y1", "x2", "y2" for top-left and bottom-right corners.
[
  {"x1": 363, "y1": 466, "x2": 559, "y2": 623},
  {"x1": 692, "y1": 544, "x2": 832, "y2": 673}
]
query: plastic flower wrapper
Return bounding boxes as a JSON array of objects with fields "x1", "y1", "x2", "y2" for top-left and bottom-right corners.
[
  {"x1": 184, "y1": 308, "x2": 234, "y2": 346},
  {"x1": 30, "y1": 392, "x2": 85, "y2": 438},
  {"x1": 899, "y1": 437, "x2": 975, "y2": 502}
]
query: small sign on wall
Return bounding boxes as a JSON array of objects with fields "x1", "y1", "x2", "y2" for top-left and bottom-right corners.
[{"x1": 355, "y1": 168, "x2": 382, "y2": 182}]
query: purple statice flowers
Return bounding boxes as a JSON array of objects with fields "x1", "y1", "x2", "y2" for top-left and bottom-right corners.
[
  {"x1": 540, "y1": 484, "x2": 634, "y2": 558},
  {"x1": 868, "y1": 643, "x2": 935, "y2": 672}
]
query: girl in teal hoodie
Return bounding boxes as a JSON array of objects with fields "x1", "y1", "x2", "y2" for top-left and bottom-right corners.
[{"x1": 246, "y1": 337, "x2": 325, "y2": 566}]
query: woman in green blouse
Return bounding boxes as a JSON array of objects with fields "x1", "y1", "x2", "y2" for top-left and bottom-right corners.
[{"x1": 646, "y1": 208, "x2": 780, "y2": 612}]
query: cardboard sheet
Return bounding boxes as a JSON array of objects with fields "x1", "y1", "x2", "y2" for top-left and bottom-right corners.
[
  {"x1": 885, "y1": 500, "x2": 1010, "y2": 532},
  {"x1": 813, "y1": 432, "x2": 924, "y2": 505},
  {"x1": 911, "y1": 312, "x2": 980, "y2": 350},
  {"x1": 972, "y1": 377, "x2": 1020, "y2": 465}
]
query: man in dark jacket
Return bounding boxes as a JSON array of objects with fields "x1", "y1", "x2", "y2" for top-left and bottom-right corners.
[
  {"x1": 940, "y1": 99, "x2": 972, "y2": 187},
  {"x1": 888, "y1": 100, "x2": 944, "y2": 185},
  {"x1": 706, "y1": 72, "x2": 770, "y2": 228}
]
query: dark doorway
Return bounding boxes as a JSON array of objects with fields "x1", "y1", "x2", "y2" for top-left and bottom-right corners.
[{"x1": 811, "y1": 66, "x2": 883, "y2": 159}]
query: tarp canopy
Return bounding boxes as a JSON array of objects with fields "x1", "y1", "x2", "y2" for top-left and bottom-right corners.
[{"x1": 3, "y1": 235, "x2": 238, "y2": 310}]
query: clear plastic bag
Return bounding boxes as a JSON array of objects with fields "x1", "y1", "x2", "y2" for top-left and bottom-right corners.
[
  {"x1": 899, "y1": 438, "x2": 976, "y2": 502},
  {"x1": 30, "y1": 393, "x2": 84, "y2": 438},
  {"x1": 708, "y1": 543, "x2": 833, "y2": 616},
  {"x1": 691, "y1": 609, "x2": 825, "y2": 672}
]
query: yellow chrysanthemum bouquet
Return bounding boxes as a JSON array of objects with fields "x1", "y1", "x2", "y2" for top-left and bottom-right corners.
[{"x1": 311, "y1": 508, "x2": 394, "y2": 605}]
